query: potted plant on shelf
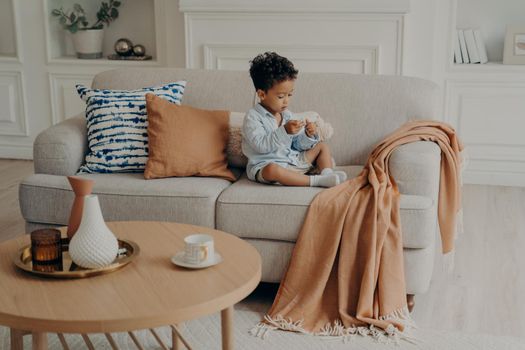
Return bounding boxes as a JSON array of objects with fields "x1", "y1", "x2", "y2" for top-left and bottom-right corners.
[{"x1": 51, "y1": 0, "x2": 122, "y2": 59}]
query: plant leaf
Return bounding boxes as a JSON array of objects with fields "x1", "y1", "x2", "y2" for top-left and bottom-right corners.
[
  {"x1": 113, "y1": 1, "x2": 121, "y2": 7},
  {"x1": 111, "y1": 8, "x2": 118, "y2": 18},
  {"x1": 73, "y1": 4, "x2": 82, "y2": 12},
  {"x1": 51, "y1": 9, "x2": 61, "y2": 16}
]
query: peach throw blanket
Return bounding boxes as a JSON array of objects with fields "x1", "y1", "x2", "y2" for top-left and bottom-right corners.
[{"x1": 257, "y1": 120, "x2": 463, "y2": 340}]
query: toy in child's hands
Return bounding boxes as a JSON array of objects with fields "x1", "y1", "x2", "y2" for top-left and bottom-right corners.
[
  {"x1": 293, "y1": 111, "x2": 334, "y2": 142},
  {"x1": 305, "y1": 118, "x2": 317, "y2": 137},
  {"x1": 285, "y1": 120, "x2": 305, "y2": 135}
]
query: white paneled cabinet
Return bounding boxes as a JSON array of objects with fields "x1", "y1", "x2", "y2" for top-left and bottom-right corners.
[{"x1": 435, "y1": 0, "x2": 525, "y2": 186}]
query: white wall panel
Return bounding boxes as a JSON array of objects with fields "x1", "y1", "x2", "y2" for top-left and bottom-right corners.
[
  {"x1": 447, "y1": 80, "x2": 525, "y2": 186},
  {"x1": 49, "y1": 74, "x2": 93, "y2": 124},
  {"x1": 0, "y1": 71, "x2": 27, "y2": 136},
  {"x1": 203, "y1": 44, "x2": 378, "y2": 74},
  {"x1": 184, "y1": 12, "x2": 404, "y2": 75}
]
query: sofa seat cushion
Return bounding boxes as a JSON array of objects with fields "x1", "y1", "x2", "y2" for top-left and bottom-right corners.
[
  {"x1": 216, "y1": 166, "x2": 437, "y2": 249},
  {"x1": 19, "y1": 173, "x2": 233, "y2": 229}
]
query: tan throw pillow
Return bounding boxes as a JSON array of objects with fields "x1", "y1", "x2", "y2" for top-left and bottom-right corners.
[{"x1": 144, "y1": 93, "x2": 236, "y2": 181}]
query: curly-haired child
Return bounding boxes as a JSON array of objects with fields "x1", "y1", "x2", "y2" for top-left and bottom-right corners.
[{"x1": 242, "y1": 52, "x2": 347, "y2": 187}]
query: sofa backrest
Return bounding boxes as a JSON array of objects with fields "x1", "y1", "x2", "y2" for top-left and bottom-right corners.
[{"x1": 92, "y1": 68, "x2": 439, "y2": 165}]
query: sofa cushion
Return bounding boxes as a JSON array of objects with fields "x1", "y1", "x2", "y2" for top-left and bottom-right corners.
[
  {"x1": 19, "y1": 173, "x2": 232, "y2": 229},
  {"x1": 76, "y1": 81, "x2": 186, "y2": 174},
  {"x1": 216, "y1": 166, "x2": 437, "y2": 249},
  {"x1": 144, "y1": 94, "x2": 235, "y2": 181}
]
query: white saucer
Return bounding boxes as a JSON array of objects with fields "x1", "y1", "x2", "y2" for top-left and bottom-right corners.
[{"x1": 171, "y1": 251, "x2": 223, "y2": 269}]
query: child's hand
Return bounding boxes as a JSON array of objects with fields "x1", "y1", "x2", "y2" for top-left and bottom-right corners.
[
  {"x1": 305, "y1": 119, "x2": 317, "y2": 137},
  {"x1": 285, "y1": 120, "x2": 305, "y2": 134}
]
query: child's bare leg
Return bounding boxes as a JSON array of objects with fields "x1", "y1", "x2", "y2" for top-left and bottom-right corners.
[
  {"x1": 306, "y1": 142, "x2": 348, "y2": 182},
  {"x1": 261, "y1": 163, "x2": 339, "y2": 187},
  {"x1": 305, "y1": 143, "x2": 332, "y2": 170},
  {"x1": 261, "y1": 163, "x2": 310, "y2": 186}
]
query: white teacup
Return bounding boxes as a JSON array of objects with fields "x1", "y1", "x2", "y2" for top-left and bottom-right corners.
[{"x1": 184, "y1": 234, "x2": 214, "y2": 265}]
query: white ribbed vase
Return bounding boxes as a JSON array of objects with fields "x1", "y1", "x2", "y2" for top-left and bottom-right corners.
[{"x1": 69, "y1": 195, "x2": 119, "y2": 268}]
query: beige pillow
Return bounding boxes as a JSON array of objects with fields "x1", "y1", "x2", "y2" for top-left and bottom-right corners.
[
  {"x1": 144, "y1": 93, "x2": 236, "y2": 181},
  {"x1": 227, "y1": 112, "x2": 249, "y2": 168}
]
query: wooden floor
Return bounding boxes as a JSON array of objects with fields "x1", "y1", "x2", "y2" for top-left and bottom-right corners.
[
  {"x1": 0, "y1": 159, "x2": 524, "y2": 338},
  {"x1": 0, "y1": 160, "x2": 33, "y2": 241}
]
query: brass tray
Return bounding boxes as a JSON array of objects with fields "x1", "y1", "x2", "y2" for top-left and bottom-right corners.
[{"x1": 13, "y1": 239, "x2": 139, "y2": 279}]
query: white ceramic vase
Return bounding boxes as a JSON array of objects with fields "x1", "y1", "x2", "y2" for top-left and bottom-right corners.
[
  {"x1": 69, "y1": 195, "x2": 119, "y2": 268},
  {"x1": 71, "y1": 29, "x2": 104, "y2": 59}
]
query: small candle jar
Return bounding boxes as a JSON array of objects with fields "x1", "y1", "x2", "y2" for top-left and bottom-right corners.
[{"x1": 30, "y1": 229, "x2": 63, "y2": 271}]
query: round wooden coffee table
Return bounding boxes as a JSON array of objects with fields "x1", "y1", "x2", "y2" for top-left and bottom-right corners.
[{"x1": 0, "y1": 221, "x2": 262, "y2": 350}]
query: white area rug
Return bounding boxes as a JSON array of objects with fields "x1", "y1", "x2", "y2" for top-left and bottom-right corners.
[{"x1": 1, "y1": 295, "x2": 524, "y2": 350}]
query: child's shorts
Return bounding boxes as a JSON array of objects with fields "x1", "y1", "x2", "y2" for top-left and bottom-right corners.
[{"x1": 256, "y1": 152, "x2": 314, "y2": 184}]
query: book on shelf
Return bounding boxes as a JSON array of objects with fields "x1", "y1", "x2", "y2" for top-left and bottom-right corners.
[
  {"x1": 474, "y1": 29, "x2": 489, "y2": 64},
  {"x1": 454, "y1": 29, "x2": 463, "y2": 63},
  {"x1": 464, "y1": 29, "x2": 480, "y2": 63},
  {"x1": 457, "y1": 29, "x2": 470, "y2": 64}
]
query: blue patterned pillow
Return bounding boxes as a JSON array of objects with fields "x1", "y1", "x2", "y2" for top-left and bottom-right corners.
[{"x1": 76, "y1": 81, "x2": 186, "y2": 173}]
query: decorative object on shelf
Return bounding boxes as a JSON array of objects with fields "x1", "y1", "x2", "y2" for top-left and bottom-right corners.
[
  {"x1": 66, "y1": 176, "x2": 94, "y2": 241},
  {"x1": 503, "y1": 25, "x2": 525, "y2": 65},
  {"x1": 133, "y1": 44, "x2": 146, "y2": 57},
  {"x1": 51, "y1": 0, "x2": 122, "y2": 59},
  {"x1": 68, "y1": 195, "x2": 119, "y2": 269},
  {"x1": 107, "y1": 53, "x2": 152, "y2": 61},
  {"x1": 114, "y1": 38, "x2": 134, "y2": 56},
  {"x1": 454, "y1": 28, "x2": 488, "y2": 65},
  {"x1": 14, "y1": 238, "x2": 139, "y2": 278},
  {"x1": 109, "y1": 39, "x2": 152, "y2": 60}
]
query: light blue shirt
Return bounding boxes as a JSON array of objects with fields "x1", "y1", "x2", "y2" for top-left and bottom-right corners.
[{"x1": 242, "y1": 103, "x2": 319, "y2": 180}]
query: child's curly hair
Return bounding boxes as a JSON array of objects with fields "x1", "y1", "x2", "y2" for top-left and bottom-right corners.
[{"x1": 249, "y1": 52, "x2": 298, "y2": 91}]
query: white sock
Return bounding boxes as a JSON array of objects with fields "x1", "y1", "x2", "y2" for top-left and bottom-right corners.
[
  {"x1": 334, "y1": 171, "x2": 347, "y2": 182},
  {"x1": 309, "y1": 174, "x2": 340, "y2": 188},
  {"x1": 321, "y1": 168, "x2": 347, "y2": 183}
]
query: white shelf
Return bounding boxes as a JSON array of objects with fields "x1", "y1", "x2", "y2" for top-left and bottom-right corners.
[
  {"x1": 48, "y1": 56, "x2": 161, "y2": 67},
  {"x1": 450, "y1": 61, "x2": 525, "y2": 75}
]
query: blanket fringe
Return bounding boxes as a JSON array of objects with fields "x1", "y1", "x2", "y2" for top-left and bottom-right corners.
[{"x1": 250, "y1": 306, "x2": 419, "y2": 344}]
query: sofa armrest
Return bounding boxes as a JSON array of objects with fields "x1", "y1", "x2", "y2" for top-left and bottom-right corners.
[
  {"x1": 389, "y1": 141, "x2": 441, "y2": 199},
  {"x1": 33, "y1": 114, "x2": 87, "y2": 175}
]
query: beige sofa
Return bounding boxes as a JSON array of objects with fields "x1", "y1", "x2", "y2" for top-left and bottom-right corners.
[{"x1": 19, "y1": 68, "x2": 441, "y2": 295}]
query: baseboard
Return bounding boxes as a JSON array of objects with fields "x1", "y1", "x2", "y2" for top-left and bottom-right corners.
[{"x1": 0, "y1": 144, "x2": 33, "y2": 159}]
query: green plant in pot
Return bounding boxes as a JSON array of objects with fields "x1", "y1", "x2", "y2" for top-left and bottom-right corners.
[{"x1": 51, "y1": 0, "x2": 122, "y2": 59}]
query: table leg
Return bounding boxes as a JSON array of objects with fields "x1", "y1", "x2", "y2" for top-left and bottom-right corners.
[
  {"x1": 221, "y1": 306, "x2": 234, "y2": 350},
  {"x1": 32, "y1": 332, "x2": 47, "y2": 350},
  {"x1": 172, "y1": 324, "x2": 182, "y2": 350},
  {"x1": 10, "y1": 329, "x2": 24, "y2": 350}
]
